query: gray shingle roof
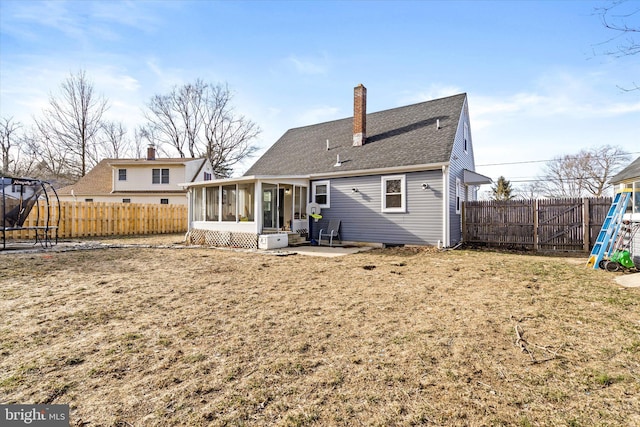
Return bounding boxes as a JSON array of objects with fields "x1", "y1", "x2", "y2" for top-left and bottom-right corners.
[
  {"x1": 610, "y1": 156, "x2": 640, "y2": 184},
  {"x1": 245, "y1": 93, "x2": 466, "y2": 176}
]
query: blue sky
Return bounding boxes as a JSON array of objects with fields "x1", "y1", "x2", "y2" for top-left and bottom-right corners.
[{"x1": 1, "y1": 0, "x2": 639, "y2": 186}]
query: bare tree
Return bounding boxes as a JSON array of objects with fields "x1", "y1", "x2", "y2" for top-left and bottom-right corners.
[
  {"x1": 516, "y1": 181, "x2": 544, "y2": 200},
  {"x1": 100, "y1": 121, "x2": 131, "y2": 159},
  {"x1": 0, "y1": 116, "x2": 22, "y2": 174},
  {"x1": 594, "y1": 0, "x2": 639, "y2": 90},
  {"x1": 144, "y1": 80, "x2": 260, "y2": 177},
  {"x1": 201, "y1": 83, "x2": 260, "y2": 177},
  {"x1": 137, "y1": 124, "x2": 172, "y2": 158},
  {"x1": 177, "y1": 80, "x2": 205, "y2": 157},
  {"x1": 132, "y1": 126, "x2": 147, "y2": 159},
  {"x1": 539, "y1": 145, "x2": 630, "y2": 197},
  {"x1": 29, "y1": 122, "x2": 77, "y2": 185},
  {"x1": 0, "y1": 117, "x2": 41, "y2": 177},
  {"x1": 35, "y1": 70, "x2": 109, "y2": 178},
  {"x1": 144, "y1": 93, "x2": 186, "y2": 157}
]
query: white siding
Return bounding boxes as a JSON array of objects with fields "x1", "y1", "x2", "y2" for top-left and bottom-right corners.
[{"x1": 113, "y1": 164, "x2": 187, "y2": 192}]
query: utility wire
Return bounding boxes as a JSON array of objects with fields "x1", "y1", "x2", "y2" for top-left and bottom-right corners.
[{"x1": 477, "y1": 151, "x2": 640, "y2": 167}]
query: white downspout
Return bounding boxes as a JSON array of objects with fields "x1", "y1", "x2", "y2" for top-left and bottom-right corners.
[
  {"x1": 255, "y1": 181, "x2": 262, "y2": 234},
  {"x1": 442, "y1": 165, "x2": 449, "y2": 247},
  {"x1": 186, "y1": 188, "x2": 192, "y2": 231}
]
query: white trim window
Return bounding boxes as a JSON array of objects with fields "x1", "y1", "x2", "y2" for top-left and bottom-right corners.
[
  {"x1": 152, "y1": 168, "x2": 169, "y2": 184},
  {"x1": 118, "y1": 169, "x2": 127, "y2": 181},
  {"x1": 312, "y1": 180, "x2": 330, "y2": 208},
  {"x1": 382, "y1": 175, "x2": 406, "y2": 213}
]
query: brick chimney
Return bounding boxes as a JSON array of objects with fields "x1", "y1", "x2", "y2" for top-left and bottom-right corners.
[
  {"x1": 353, "y1": 84, "x2": 366, "y2": 146},
  {"x1": 147, "y1": 144, "x2": 156, "y2": 160}
]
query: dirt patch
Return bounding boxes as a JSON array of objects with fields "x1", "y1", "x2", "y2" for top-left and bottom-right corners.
[{"x1": 1, "y1": 234, "x2": 639, "y2": 426}]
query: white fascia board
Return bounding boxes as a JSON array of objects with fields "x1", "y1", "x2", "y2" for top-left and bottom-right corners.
[
  {"x1": 309, "y1": 162, "x2": 449, "y2": 180},
  {"x1": 180, "y1": 175, "x2": 310, "y2": 188},
  {"x1": 108, "y1": 159, "x2": 199, "y2": 167}
]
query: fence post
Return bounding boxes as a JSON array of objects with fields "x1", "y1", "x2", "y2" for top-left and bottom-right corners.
[
  {"x1": 533, "y1": 199, "x2": 539, "y2": 251},
  {"x1": 461, "y1": 202, "x2": 466, "y2": 243},
  {"x1": 583, "y1": 198, "x2": 590, "y2": 252}
]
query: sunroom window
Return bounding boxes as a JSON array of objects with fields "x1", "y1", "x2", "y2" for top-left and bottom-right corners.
[
  {"x1": 206, "y1": 186, "x2": 219, "y2": 221},
  {"x1": 192, "y1": 188, "x2": 204, "y2": 221},
  {"x1": 294, "y1": 186, "x2": 308, "y2": 219},
  {"x1": 222, "y1": 185, "x2": 237, "y2": 221},
  {"x1": 238, "y1": 183, "x2": 254, "y2": 221}
]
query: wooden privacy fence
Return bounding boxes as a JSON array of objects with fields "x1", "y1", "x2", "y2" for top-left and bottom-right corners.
[
  {"x1": 463, "y1": 197, "x2": 612, "y2": 252},
  {"x1": 4, "y1": 201, "x2": 188, "y2": 240}
]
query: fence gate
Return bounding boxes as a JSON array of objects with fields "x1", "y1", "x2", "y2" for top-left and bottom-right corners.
[
  {"x1": 463, "y1": 197, "x2": 612, "y2": 252},
  {"x1": 537, "y1": 198, "x2": 584, "y2": 251}
]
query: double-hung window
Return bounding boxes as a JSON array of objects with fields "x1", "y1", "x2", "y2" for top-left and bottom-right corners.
[
  {"x1": 152, "y1": 168, "x2": 169, "y2": 184},
  {"x1": 382, "y1": 175, "x2": 406, "y2": 213},
  {"x1": 118, "y1": 169, "x2": 127, "y2": 181},
  {"x1": 312, "y1": 180, "x2": 330, "y2": 208}
]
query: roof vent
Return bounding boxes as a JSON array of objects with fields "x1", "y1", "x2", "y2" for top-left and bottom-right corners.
[
  {"x1": 437, "y1": 119, "x2": 441, "y2": 129},
  {"x1": 334, "y1": 154, "x2": 342, "y2": 167}
]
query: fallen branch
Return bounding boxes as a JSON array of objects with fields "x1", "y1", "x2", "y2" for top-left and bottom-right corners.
[
  {"x1": 514, "y1": 324, "x2": 536, "y2": 362},
  {"x1": 513, "y1": 323, "x2": 562, "y2": 364}
]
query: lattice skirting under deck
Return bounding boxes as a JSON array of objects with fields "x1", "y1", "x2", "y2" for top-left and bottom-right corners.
[{"x1": 186, "y1": 229, "x2": 258, "y2": 249}]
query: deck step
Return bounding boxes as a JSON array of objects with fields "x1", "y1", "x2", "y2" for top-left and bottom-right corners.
[{"x1": 288, "y1": 233, "x2": 308, "y2": 246}]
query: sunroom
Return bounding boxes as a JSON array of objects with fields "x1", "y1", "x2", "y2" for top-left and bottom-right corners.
[{"x1": 184, "y1": 176, "x2": 311, "y2": 249}]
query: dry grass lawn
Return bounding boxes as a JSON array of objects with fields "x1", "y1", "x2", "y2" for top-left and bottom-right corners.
[{"x1": 1, "y1": 235, "x2": 639, "y2": 426}]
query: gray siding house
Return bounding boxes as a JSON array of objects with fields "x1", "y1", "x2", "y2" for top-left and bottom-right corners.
[{"x1": 184, "y1": 85, "x2": 490, "y2": 249}]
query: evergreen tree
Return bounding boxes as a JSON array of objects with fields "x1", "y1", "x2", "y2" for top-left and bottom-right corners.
[{"x1": 491, "y1": 176, "x2": 515, "y2": 201}]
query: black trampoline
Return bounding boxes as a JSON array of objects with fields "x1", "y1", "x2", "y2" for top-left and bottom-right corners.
[{"x1": 1, "y1": 176, "x2": 60, "y2": 250}]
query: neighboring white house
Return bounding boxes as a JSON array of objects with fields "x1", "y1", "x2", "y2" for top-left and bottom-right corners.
[
  {"x1": 610, "y1": 155, "x2": 640, "y2": 268},
  {"x1": 183, "y1": 84, "x2": 491, "y2": 249},
  {"x1": 58, "y1": 146, "x2": 212, "y2": 205}
]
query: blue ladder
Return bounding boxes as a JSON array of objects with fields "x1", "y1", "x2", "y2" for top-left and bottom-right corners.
[{"x1": 587, "y1": 189, "x2": 632, "y2": 269}]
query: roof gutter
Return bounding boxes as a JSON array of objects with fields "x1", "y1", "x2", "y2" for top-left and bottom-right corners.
[{"x1": 310, "y1": 161, "x2": 450, "y2": 180}]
